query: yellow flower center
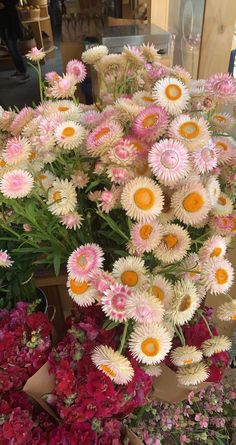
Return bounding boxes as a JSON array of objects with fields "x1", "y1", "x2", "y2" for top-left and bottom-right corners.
[
  {"x1": 58, "y1": 106, "x2": 69, "y2": 112},
  {"x1": 143, "y1": 96, "x2": 154, "y2": 102},
  {"x1": 95, "y1": 127, "x2": 110, "y2": 140},
  {"x1": 165, "y1": 84, "x2": 182, "y2": 100},
  {"x1": 121, "y1": 271, "x2": 138, "y2": 287},
  {"x1": 213, "y1": 114, "x2": 226, "y2": 122},
  {"x1": 179, "y1": 121, "x2": 200, "y2": 139},
  {"x1": 76, "y1": 254, "x2": 88, "y2": 268},
  {"x1": 215, "y1": 268, "x2": 228, "y2": 284},
  {"x1": 151, "y1": 286, "x2": 165, "y2": 301},
  {"x1": 142, "y1": 113, "x2": 158, "y2": 128},
  {"x1": 218, "y1": 196, "x2": 227, "y2": 206},
  {"x1": 141, "y1": 337, "x2": 159, "y2": 356},
  {"x1": 70, "y1": 279, "x2": 88, "y2": 294},
  {"x1": 52, "y1": 191, "x2": 62, "y2": 202},
  {"x1": 0, "y1": 160, "x2": 6, "y2": 167},
  {"x1": 183, "y1": 192, "x2": 203, "y2": 212},
  {"x1": 210, "y1": 247, "x2": 222, "y2": 258},
  {"x1": 216, "y1": 141, "x2": 228, "y2": 152},
  {"x1": 62, "y1": 127, "x2": 75, "y2": 137},
  {"x1": 139, "y1": 224, "x2": 153, "y2": 240},
  {"x1": 100, "y1": 364, "x2": 117, "y2": 378},
  {"x1": 183, "y1": 359, "x2": 193, "y2": 365},
  {"x1": 28, "y1": 150, "x2": 36, "y2": 161},
  {"x1": 231, "y1": 314, "x2": 236, "y2": 320},
  {"x1": 163, "y1": 234, "x2": 178, "y2": 249},
  {"x1": 134, "y1": 188, "x2": 155, "y2": 210},
  {"x1": 179, "y1": 295, "x2": 192, "y2": 312},
  {"x1": 231, "y1": 217, "x2": 236, "y2": 233},
  {"x1": 189, "y1": 266, "x2": 201, "y2": 277}
]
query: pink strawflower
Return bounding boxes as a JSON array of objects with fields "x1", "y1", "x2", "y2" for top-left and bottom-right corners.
[
  {"x1": 195, "y1": 413, "x2": 209, "y2": 428},
  {"x1": 66, "y1": 59, "x2": 86, "y2": 83},
  {"x1": 45, "y1": 71, "x2": 60, "y2": 84},
  {"x1": 46, "y1": 74, "x2": 77, "y2": 99},
  {"x1": 126, "y1": 135, "x2": 149, "y2": 160},
  {"x1": 106, "y1": 166, "x2": 134, "y2": 184},
  {"x1": 210, "y1": 215, "x2": 235, "y2": 236},
  {"x1": 67, "y1": 243, "x2": 104, "y2": 280},
  {"x1": 60, "y1": 212, "x2": 83, "y2": 230},
  {"x1": 3, "y1": 136, "x2": 31, "y2": 165},
  {"x1": 212, "y1": 136, "x2": 236, "y2": 165},
  {"x1": 89, "y1": 269, "x2": 116, "y2": 294},
  {"x1": 86, "y1": 121, "x2": 123, "y2": 156},
  {"x1": 205, "y1": 73, "x2": 236, "y2": 103},
  {"x1": 101, "y1": 283, "x2": 131, "y2": 322},
  {"x1": 98, "y1": 187, "x2": 121, "y2": 213},
  {"x1": 148, "y1": 138, "x2": 189, "y2": 186},
  {"x1": 0, "y1": 169, "x2": 34, "y2": 199},
  {"x1": 146, "y1": 62, "x2": 170, "y2": 80},
  {"x1": 132, "y1": 105, "x2": 169, "y2": 141},
  {"x1": 23, "y1": 223, "x2": 31, "y2": 232},
  {"x1": 26, "y1": 46, "x2": 45, "y2": 62},
  {"x1": 107, "y1": 138, "x2": 137, "y2": 165},
  {"x1": 80, "y1": 110, "x2": 101, "y2": 129},
  {"x1": 190, "y1": 139, "x2": 219, "y2": 173},
  {"x1": 71, "y1": 171, "x2": 89, "y2": 188},
  {"x1": 0, "y1": 109, "x2": 15, "y2": 131},
  {"x1": 0, "y1": 249, "x2": 13, "y2": 267},
  {"x1": 10, "y1": 107, "x2": 34, "y2": 136}
]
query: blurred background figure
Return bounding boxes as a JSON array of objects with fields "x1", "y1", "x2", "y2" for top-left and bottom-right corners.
[{"x1": 0, "y1": 0, "x2": 29, "y2": 82}]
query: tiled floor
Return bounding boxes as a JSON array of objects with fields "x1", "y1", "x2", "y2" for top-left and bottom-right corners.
[{"x1": 0, "y1": 35, "x2": 63, "y2": 110}]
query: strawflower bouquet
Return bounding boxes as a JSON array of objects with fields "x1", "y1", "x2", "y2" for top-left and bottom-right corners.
[
  {"x1": 126, "y1": 373, "x2": 236, "y2": 445},
  {"x1": 0, "y1": 301, "x2": 52, "y2": 394},
  {"x1": 0, "y1": 43, "x2": 236, "y2": 442}
]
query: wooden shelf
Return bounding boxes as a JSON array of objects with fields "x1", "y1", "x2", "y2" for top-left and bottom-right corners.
[{"x1": 22, "y1": 15, "x2": 50, "y2": 24}]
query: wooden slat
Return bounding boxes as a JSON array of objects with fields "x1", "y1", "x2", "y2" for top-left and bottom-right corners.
[{"x1": 198, "y1": 0, "x2": 236, "y2": 78}]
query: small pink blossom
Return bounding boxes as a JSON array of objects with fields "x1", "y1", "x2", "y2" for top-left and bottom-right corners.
[{"x1": 66, "y1": 59, "x2": 86, "y2": 83}]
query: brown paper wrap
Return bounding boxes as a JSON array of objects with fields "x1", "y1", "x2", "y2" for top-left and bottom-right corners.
[{"x1": 125, "y1": 427, "x2": 144, "y2": 445}]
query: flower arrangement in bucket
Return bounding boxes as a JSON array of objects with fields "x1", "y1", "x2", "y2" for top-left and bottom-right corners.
[{"x1": 0, "y1": 44, "x2": 236, "y2": 442}]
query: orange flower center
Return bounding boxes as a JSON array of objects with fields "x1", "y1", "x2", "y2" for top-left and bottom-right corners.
[
  {"x1": 179, "y1": 295, "x2": 192, "y2": 311},
  {"x1": 0, "y1": 160, "x2": 6, "y2": 167},
  {"x1": 70, "y1": 279, "x2": 88, "y2": 294},
  {"x1": 231, "y1": 314, "x2": 236, "y2": 320},
  {"x1": 183, "y1": 192, "x2": 203, "y2": 212},
  {"x1": 163, "y1": 234, "x2": 178, "y2": 249},
  {"x1": 136, "y1": 162, "x2": 148, "y2": 176},
  {"x1": 52, "y1": 191, "x2": 61, "y2": 202},
  {"x1": 151, "y1": 286, "x2": 164, "y2": 301},
  {"x1": 139, "y1": 224, "x2": 153, "y2": 240},
  {"x1": 143, "y1": 96, "x2": 154, "y2": 103},
  {"x1": 215, "y1": 268, "x2": 228, "y2": 284},
  {"x1": 133, "y1": 141, "x2": 145, "y2": 153},
  {"x1": 62, "y1": 127, "x2": 75, "y2": 137},
  {"x1": 58, "y1": 106, "x2": 69, "y2": 112},
  {"x1": 121, "y1": 271, "x2": 138, "y2": 287},
  {"x1": 231, "y1": 217, "x2": 236, "y2": 233},
  {"x1": 210, "y1": 247, "x2": 222, "y2": 258},
  {"x1": 95, "y1": 127, "x2": 110, "y2": 140},
  {"x1": 213, "y1": 114, "x2": 226, "y2": 122},
  {"x1": 165, "y1": 84, "x2": 182, "y2": 100},
  {"x1": 179, "y1": 121, "x2": 200, "y2": 139},
  {"x1": 215, "y1": 141, "x2": 228, "y2": 152},
  {"x1": 100, "y1": 364, "x2": 116, "y2": 378},
  {"x1": 189, "y1": 266, "x2": 201, "y2": 277},
  {"x1": 38, "y1": 174, "x2": 47, "y2": 180},
  {"x1": 134, "y1": 188, "x2": 155, "y2": 210},
  {"x1": 183, "y1": 359, "x2": 193, "y2": 365},
  {"x1": 141, "y1": 337, "x2": 159, "y2": 356},
  {"x1": 28, "y1": 150, "x2": 36, "y2": 161},
  {"x1": 142, "y1": 113, "x2": 158, "y2": 128},
  {"x1": 218, "y1": 196, "x2": 227, "y2": 206}
]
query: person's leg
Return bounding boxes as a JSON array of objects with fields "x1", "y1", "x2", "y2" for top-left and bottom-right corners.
[{"x1": 6, "y1": 38, "x2": 27, "y2": 74}]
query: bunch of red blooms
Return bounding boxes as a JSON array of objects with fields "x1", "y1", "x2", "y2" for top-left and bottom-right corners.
[
  {"x1": 165, "y1": 306, "x2": 229, "y2": 382},
  {"x1": 46, "y1": 305, "x2": 153, "y2": 445},
  {"x1": 0, "y1": 301, "x2": 52, "y2": 393}
]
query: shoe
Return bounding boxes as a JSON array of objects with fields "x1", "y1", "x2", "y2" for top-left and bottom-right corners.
[{"x1": 17, "y1": 73, "x2": 30, "y2": 83}]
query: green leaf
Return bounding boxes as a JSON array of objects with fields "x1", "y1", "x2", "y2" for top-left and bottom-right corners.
[
  {"x1": 53, "y1": 252, "x2": 61, "y2": 276},
  {"x1": 105, "y1": 320, "x2": 120, "y2": 330},
  {"x1": 85, "y1": 180, "x2": 101, "y2": 193}
]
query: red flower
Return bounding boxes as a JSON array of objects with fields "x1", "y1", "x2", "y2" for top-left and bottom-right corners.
[
  {"x1": 2, "y1": 407, "x2": 34, "y2": 444},
  {"x1": 26, "y1": 313, "x2": 51, "y2": 337},
  {"x1": 86, "y1": 371, "x2": 116, "y2": 401}
]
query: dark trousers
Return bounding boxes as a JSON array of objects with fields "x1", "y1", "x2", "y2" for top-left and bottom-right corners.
[{"x1": 0, "y1": 28, "x2": 26, "y2": 74}]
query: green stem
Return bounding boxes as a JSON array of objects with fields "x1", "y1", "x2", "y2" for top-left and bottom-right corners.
[
  {"x1": 175, "y1": 326, "x2": 186, "y2": 346},
  {"x1": 37, "y1": 61, "x2": 44, "y2": 102},
  {"x1": 201, "y1": 313, "x2": 213, "y2": 337},
  {"x1": 118, "y1": 321, "x2": 129, "y2": 353}
]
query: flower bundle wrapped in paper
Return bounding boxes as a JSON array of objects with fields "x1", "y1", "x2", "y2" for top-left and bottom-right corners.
[{"x1": 0, "y1": 44, "x2": 236, "y2": 441}]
